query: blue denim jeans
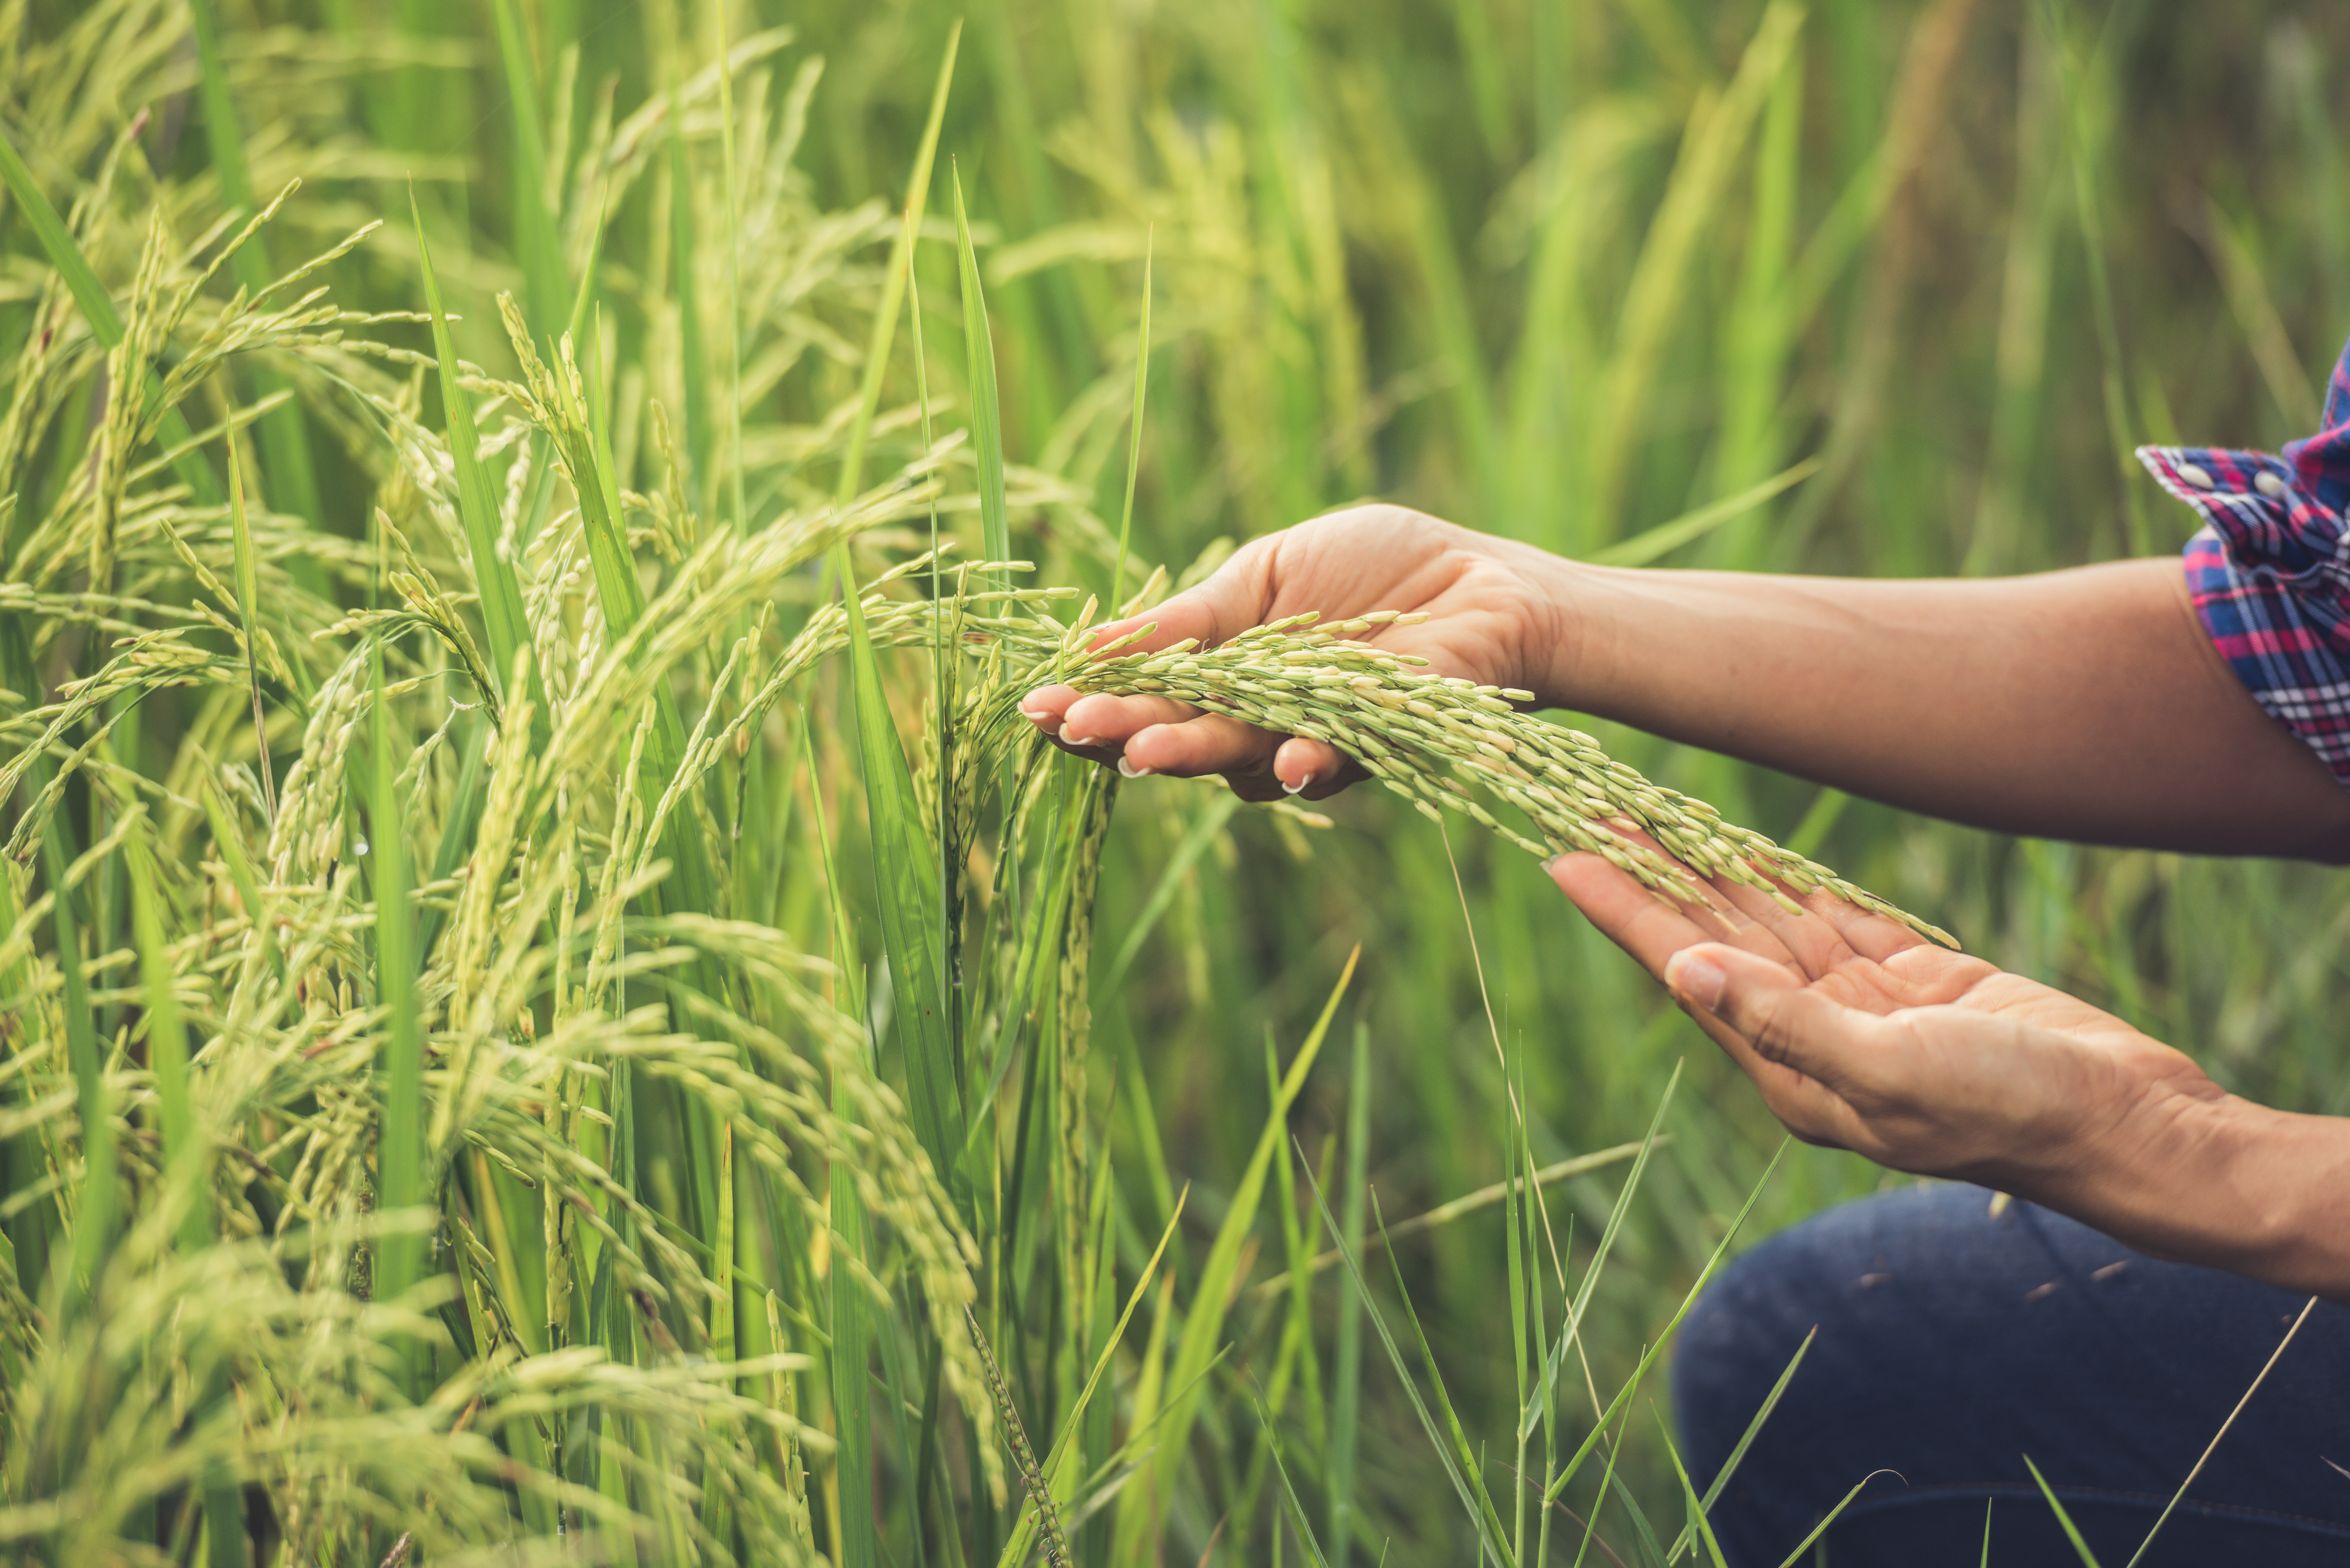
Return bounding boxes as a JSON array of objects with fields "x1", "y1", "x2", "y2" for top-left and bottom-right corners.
[{"x1": 1671, "y1": 1182, "x2": 2350, "y2": 1566}]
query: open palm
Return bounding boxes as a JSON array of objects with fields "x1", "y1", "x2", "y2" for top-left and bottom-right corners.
[
  {"x1": 1021, "y1": 504, "x2": 1573, "y2": 798},
  {"x1": 1549, "y1": 841, "x2": 2227, "y2": 1189}
]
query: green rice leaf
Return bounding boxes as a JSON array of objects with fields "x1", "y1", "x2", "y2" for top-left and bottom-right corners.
[
  {"x1": 367, "y1": 642, "x2": 427, "y2": 1400},
  {"x1": 837, "y1": 569, "x2": 964, "y2": 1180},
  {"x1": 1666, "y1": 1327, "x2": 1815, "y2": 1562},
  {"x1": 38, "y1": 800, "x2": 110, "y2": 1305},
  {"x1": 1117, "y1": 948, "x2": 1358, "y2": 1563},
  {"x1": 2024, "y1": 1455, "x2": 2107, "y2": 1568},
  {"x1": 1328, "y1": 1022, "x2": 1371, "y2": 1568},
  {"x1": 953, "y1": 168, "x2": 1010, "y2": 585},
  {"x1": 489, "y1": 0, "x2": 566, "y2": 336},
  {"x1": 1771, "y1": 1469, "x2": 1900, "y2": 1568},
  {"x1": 1656, "y1": 1410, "x2": 1731, "y2": 1568},
  {"x1": 124, "y1": 833, "x2": 202, "y2": 1252},
  {"x1": 830, "y1": 1074, "x2": 877, "y2": 1568},
  {"x1": 0, "y1": 125, "x2": 220, "y2": 506},
  {"x1": 410, "y1": 185, "x2": 546, "y2": 749},
  {"x1": 1110, "y1": 233, "x2": 1153, "y2": 608},
  {"x1": 835, "y1": 23, "x2": 961, "y2": 507},
  {"x1": 1545, "y1": 1138, "x2": 1790, "y2": 1504}
]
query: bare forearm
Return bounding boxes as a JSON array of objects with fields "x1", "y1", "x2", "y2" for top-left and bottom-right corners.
[
  {"x1": 1549, "y1": 556, "x2": 2350, "y2": 859},
  {"x1": 2026, "y1": 1093, "x2": 2350, "y2": 1301}
]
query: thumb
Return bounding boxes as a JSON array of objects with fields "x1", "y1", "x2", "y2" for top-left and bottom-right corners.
[
  {"x1": 1663, "y1": 943, "x2": 1882, "y2": 1081},
  {"x1": 1083, "y1": 539, "x2": 1275, "y2": 658}
]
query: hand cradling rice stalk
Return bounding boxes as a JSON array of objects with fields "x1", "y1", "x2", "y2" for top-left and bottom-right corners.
[
  {"x1": 0, "y1": 1, "x2": 1995, "y2": 1557},
  {"x1": 956, "y1": 584, "x2": 1954, "y2": 949}
]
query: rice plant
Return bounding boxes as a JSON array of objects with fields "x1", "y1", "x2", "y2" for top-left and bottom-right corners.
[{"x1": 4, "y1": 0, "x2": 2346, "y2": 1562}]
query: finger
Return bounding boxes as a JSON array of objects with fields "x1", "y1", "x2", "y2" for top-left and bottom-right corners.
[
  {"x1": 1705, "y1": 871, "x2": 1929, "y2": 970},
  {"x1": 1662, "y1": 944, "x2": 1884, "y2": 1147},
  {"x1": 1273, "y1": 735, "x2": 1359, "y2": 798},
  {"x1": 1057, "y1": 692, "x2": 1202, "y2": 750},
  {"x1": 1546, "y1": 852, "x2": 1742, "y2": 976},
  {"x1": 1017, "y1": 684, "x2": 1082, "y2": 737},
  {"x1": 1697, "y1": 875, "x2": 1866, "y2": 980},
  {"x1": 1083, "y1": 538, "x2": 1279, "y2": 657},
  {"x1": 1546, "y1": 851, "x2": 1790, "y2": 976},
  {"x1": 1122, "y1": 713, "x2": 1285, "y2": 781},
  {"x1": 1665, "y1": 942, "x2": 1894, "y2": 1095}
]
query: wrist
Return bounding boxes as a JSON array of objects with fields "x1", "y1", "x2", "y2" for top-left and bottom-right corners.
[
  {"x1": 1526, "y1": 551, "x2": 1617, "y2": 712},
  {"x1": 2052, "y1": 1088, "x2": 2350, "y2": 1298}
]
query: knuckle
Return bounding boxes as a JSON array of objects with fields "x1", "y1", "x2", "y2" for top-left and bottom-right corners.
[{"x1": 1743, "y1": 993, "x2": 1803, "y2": 1062}]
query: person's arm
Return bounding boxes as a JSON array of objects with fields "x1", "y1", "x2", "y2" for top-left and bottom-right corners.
[
  {"x1": 1019, "y1": 506, "x2": 2350, "y2": 860},
  {"x1": 1560, "y1": 554, "x2": 2350, "y2": 858},
  {"x1": 1546, "y1": 846, "x2": 2350, "y2": 1302}
]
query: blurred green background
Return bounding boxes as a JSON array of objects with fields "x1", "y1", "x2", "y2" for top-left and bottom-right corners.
[{"x1": 12, "y1": 0, "x2": 2350, "y2": 1557}]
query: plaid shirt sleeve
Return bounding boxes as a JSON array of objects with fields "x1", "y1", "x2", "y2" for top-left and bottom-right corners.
[{"x1": 2137, "y1": 339, "x2": 2350, "y2": 789}]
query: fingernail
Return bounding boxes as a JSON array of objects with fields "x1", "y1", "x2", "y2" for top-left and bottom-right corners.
[
  {"x1": 1018, "y1": 695, "x2": 1051, "y2": 718},
  {"x1": 1281, "y1": 771, "x2": 1315, "y2": 795},
  {"x1": 1117, "y1": 756, "x2": 1154, "y2": 779},
  {"x1": 1670, "y1": 956, "x2": 1727, "y2": 1014},
  {"x1": 1063, "y1": 733, "x2": 1100, "y2": 749}
]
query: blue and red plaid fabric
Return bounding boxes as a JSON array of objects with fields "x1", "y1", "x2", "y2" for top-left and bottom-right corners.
[{"x1": 2139, "y1": 336, "x2": 2350, "y2": 788}]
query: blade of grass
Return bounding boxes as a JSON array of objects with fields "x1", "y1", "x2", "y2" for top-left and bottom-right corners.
[
  {"x1": 1586, "y1": 457, "x2": 1821, "y2": 569},
  {"x1": 667, "y1": 60, "x2": 711, "y2": 489},
  {"x1": 901, "y1": 199, "x2": 964, "y2": 1141},
  {"x1": 1104, "y1": 790, "x2": 1238, "y2": 989},
  {"x1": 1297, "y1": 1128, "x2": 1515, "y2": 1568},
  {"x1": 1112, "y1": 948, "x2": 1359, "y2": 1567},
  {"x1": 489, "y1": 0, "x2": 566, "y2": 336},
  {"x1": 189, "y1": 0, "x2": 324, "y2": 579},
  {"x1": 368, "y1": 640, "x2": 426, "y2": 1400},
  {"x1": 703, "y1": 1119, "x2": 737, "y2": 1545},
  {"x1": 992, "y1": 1186, "x2": 1187, "y2": 1566},
  {"x1": 837, "y1": 565, "x2": 964, "y2": 1178},
  {"x1": 225, "y1": 444, "x2": 277, "y2": 825},
  {"x1": 39, "y1": 798, "x2": 110, "y2": 1309},
  {"x1": 1254, "y1": 1385, "x2": 1335, "y2": 1568},
  {"x1": 807, "y1": 718, "x2": 878, "y2": 1568},
  {"x1": 834, "y1": 23, "x2": 960, "y2": 508},
  {"x1": 820, "y1": 28, "x2": 966, "y2": 1191},
  {"x1": 952, "y1": 168, "x2": 1010, "y2": 589},
  {"x1": 2024, "y1": 1456, "x2": 2105, "y2": 1568},
  {"x1": 1370, "y1": 1187, "x2": 1519, "y2": 1564},
  {"x1": 1328, "y1": 1022, "x2": 1370, "y2": 1568},
  {"x1": 1655, "y1": 1411, "x2": 1729, "y2": 1568},
  {"x1": 412, "y1": 184, "x2": 549, "y2": 748},
  {"x1": 1758, "y1": 1469, "x2": 1898, "y2": 1568},
  {"x1": 1666, "y1": 1328, "x2": 1815, "y2": 1562},
  {"x1": 831, "y1": 1065, "x2": 877, "y2": 1568},
  {"x1": 124, "y1": 833, "x2": 201, "y2": 1252},
  {"x1": 0, "y1": 125, "x2": 220, "y2": 506},
  {"x1": 1525, "y1": 1068, "x2": 1685, "y2": 1448},
  {"x1": 714, "y1": 1, "x2": 747, "y2": 534},
  {"x1": 1109, "y1": 231, "x2": 1152, "y2": 609},
  {"x1": 1250, "y1": 1142, "x2": 1654, "y2": 1301},
  {"x1": 1544, "y1": 1138, "x2": 1789, "y2": 1504}
]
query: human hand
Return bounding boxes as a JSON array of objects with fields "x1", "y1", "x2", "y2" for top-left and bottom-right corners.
[
  {"x1": 1547, "y1": 845, "x2": 2229, "y2": 1196},
  {"x1": 1019, "y1": 505, "x2": 1576, "y2": 800}
]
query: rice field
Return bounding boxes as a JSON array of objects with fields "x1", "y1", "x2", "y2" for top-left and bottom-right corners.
[{"x1": 4, "y1": 0, "x2": 2348, "y2": 1562}]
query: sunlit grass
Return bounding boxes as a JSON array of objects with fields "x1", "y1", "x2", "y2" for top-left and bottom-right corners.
[{"x1": 3, "y1": 1, "x2": 2346, "y2": 1562}]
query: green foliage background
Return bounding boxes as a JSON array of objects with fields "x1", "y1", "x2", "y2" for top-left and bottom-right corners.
[{"x1": 4, "y1": 0, "x2": 2349, "y2": 1562}]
